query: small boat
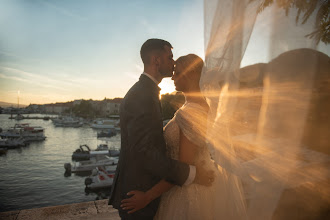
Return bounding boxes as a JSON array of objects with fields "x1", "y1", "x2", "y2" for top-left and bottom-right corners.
[
  {"x1": 9, "y1": 114, "x2": 24, "y2": 120},
  {"x1": 71, "y1": 144, "x2": 120, "y2": 161},
  {"x1": 91, "y1": 119, "x2": 119, "y2": 129},
  {"x1": 52, "y1": 116, "x2": 83, "y2": 127},
  {"x1": 97, "y1": 129, "x2": 117, "y2": 138},
  {"x1": 84, "y1": 166, "x2": 116, "y2": 189},
  {"x1": 15, "y1": 114, "x2": 24, "y2": 120},
  {"x1": 0, "y1": 137, "x2": 27, "y2": 149},
  {"x1": 0, "y1": 148, "x2": 8, "y2": 155},
  {"x1": 0, "y1": 123, "x2": 46, "y2": 142},
  {"x1": 64, "y1": 155, "x2": 118, "y2": 174}
]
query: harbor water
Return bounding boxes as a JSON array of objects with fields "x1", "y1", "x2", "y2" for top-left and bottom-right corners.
[{"x1": 0, "y1": 114, "x2": 120, "y2": 212}]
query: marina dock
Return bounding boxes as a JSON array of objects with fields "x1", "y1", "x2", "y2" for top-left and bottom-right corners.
[{"x1": 8, "y1": 115, "x2": 56, "y2": 120}]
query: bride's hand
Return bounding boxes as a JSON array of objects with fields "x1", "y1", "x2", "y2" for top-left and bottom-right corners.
[{"x1": 121, "y1": 190, "x2": 152, "y2": 214}]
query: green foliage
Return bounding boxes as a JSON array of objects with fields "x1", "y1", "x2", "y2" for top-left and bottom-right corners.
[
  {"x1": 251, "y1": 0, "x2": 329, "y2": 44},
  {"x1": 160, "y1": 93, "x2": 185, "y2": 120},
  {"x1": 72, "y1": 100, "x2": 95, "y2": 118}
]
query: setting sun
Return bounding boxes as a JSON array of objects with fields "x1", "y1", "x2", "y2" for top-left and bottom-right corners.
[{"x1": 159, "y1": 78, "x2": 176, "y2": 95}]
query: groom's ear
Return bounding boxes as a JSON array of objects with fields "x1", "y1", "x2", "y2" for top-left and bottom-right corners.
[{"x1": 152, "y1": 55, "x2": 161, "y2": 66}]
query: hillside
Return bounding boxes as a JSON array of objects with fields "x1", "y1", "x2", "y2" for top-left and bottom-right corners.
[{"x1": 0, "y1": 101, "x2": 27, "y2": 108}]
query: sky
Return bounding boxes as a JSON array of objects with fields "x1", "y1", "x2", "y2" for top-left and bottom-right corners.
[
  {"x1": 0, "y1": 0, "x2": 204, "y2": 105},
  {"x1": 1, "y1": 0, "x2": 329, "y2": 106}
]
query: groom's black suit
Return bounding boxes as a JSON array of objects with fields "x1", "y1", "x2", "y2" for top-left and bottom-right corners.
[{"x1": 109, "y1": 74, "x2": 190, "y2": 219}]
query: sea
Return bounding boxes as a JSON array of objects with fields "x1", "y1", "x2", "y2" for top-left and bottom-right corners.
[{"x1": 0, "y1": 114, "x2": 120, "y2": 212}]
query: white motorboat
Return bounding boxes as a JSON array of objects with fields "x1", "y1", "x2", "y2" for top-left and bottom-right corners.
[
  {"x1": 52, "y1": 116, "x2": 83, "y2": 127},
  {"x1": 0, "y1": 123, "x2": 46, "y2": 142},
  {"x1": 71, "y1": 144, "x2": 120, "y2": 161},
  {"x1": 84, "y1": 166, "x2": 116, "y2": 189},
  {"x1": 91, "y1": 119, "x2": 119, "y2": 129},
  {"x1": 64, "y1": 155, "x2": 118, "y2": 174}
]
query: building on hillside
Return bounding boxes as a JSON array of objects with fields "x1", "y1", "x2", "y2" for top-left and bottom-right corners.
[
  {"x1": 85, "y1": 98, "x2": 122, "y2": 117},
  {"x1": 105, "y1": 102, "x2": 120, "y2": 115},
  {"x1": 73, "y1": 99, "x2": 83, "y2": 106},
  {"x1": 44, "y1": 103, "x2": 71, "y2": 114},
  {"x1": 100, "y1": 98, "x2": 122, "y2": 116}
]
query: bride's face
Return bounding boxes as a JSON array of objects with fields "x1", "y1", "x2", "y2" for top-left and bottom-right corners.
[{"x1": 172, "y1": 62, "x2": 188, "y2": 92}]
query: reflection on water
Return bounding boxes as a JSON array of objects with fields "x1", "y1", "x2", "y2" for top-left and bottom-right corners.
[{"x1": 0, "y1": 114, "x2": 120, "y2": 212}]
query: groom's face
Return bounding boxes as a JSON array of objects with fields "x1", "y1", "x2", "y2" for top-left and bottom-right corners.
[{"x1": 158, "y1": 45, "x2": 174, "y2": 77}]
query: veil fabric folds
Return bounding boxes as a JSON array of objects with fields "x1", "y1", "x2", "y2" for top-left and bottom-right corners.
[{"x1": 201, "y1": 0, "x2": 330, "y2": 219}]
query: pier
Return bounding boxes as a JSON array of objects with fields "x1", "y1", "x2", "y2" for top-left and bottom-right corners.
[
  {"x1": 0, "y1": 199, "x2": 120, "y2": 220},
  {"x1": 8, "y1": 115, "x2": 56, "y2": 120}
]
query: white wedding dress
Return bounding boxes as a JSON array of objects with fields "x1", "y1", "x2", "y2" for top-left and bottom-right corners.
[{"x1": 154, "y1": 102, "x2": 224, "y2": 220}]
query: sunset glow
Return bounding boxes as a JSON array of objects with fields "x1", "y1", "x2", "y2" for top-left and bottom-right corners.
[
  {"x1": 159, "y1": 78, "x2": 176, "y2": 95},
  {"x1": 0, "y1": 0, "x2": 204, "y2": 105}
]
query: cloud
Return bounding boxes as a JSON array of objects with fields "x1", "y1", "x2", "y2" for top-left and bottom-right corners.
[
  {"x1": 0, "y1": 72, "x2": 68, "y2": 91},
  {"x1": 123, "y1": 63, "x2": 144, "y2": 80},
  {"x1": 124, "y1": 71, "x2": 140, "y2": 80},
  {"x1": 38, "y1": 0, "x2": 87, "y2": 21},
  {"x1": 0, "y1": 66, "x2": 79, "y2": 91},
  {"x1": 139, "y1": 18, "x2": 157, "y2": 35},
  {"x1": 135, "y1": 64, "x2": 143, "y2": 72}
]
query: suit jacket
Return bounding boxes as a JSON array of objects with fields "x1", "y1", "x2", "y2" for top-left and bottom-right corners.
[{"x1": 109, "y1": 74, "x2": 190, "y2": 217}]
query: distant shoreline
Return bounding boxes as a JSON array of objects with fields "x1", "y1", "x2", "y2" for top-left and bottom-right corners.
[{"x1": 0, "y1": 101, "x2": 27, "y2": 108}]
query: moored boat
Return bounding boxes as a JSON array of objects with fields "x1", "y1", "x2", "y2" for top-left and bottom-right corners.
[
  {"x1": 0, "y1": 123, "x2": 46, "y2": 142},
  {"x1": 97, "y1": 129, "x2": 117, "y2": 138},
  {"x1": 91, "y1": 119, "x2": 119, "y2": 129},
  {"x1": 0, "y1": 147, "x2": 8, "y2": 155},
  {"x1": 84, "y1": 166, "x2": 116, "y2": 189},
  {"x1": 64, "y1": 155, "x2": 118, "y2": 175},
  {"x1": 52, "y1": 116, "x2": 83, "y2": 127},
  {"x1": 71, "y1": 144, "x2": 120, "y2": 161},
  {"x1": 0, "y1": 137, "x2": 27, "y2": 149}
]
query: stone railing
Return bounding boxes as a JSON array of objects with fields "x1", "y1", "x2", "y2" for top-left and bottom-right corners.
[{"x1": 0, "y1": 199, "x2": 120, "y2": 220}]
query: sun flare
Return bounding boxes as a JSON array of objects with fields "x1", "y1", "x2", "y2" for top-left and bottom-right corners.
[{"x1": 159, "y1": 78, "x2": 176, "y2": 95}]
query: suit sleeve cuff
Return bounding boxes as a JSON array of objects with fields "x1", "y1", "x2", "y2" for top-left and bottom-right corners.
[{"x1": 183, "y1": 165, "x2": 196, "y2": 186}]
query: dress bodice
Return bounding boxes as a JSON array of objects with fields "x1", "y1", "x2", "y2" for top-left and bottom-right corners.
[
  {"x1": 163, "y1": 102, "x2": 211, "y2": 164},
  {"x1": 156, "y1": 103, "x2": 220, "y2": 220},
  {"x1": 163, "y1": 116, "x2": 180, "y2": 160}
]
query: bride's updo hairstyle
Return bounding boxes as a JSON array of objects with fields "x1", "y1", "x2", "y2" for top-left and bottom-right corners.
[{"x1": 176, "y1": 54, "x2": 204, "y2": 90}]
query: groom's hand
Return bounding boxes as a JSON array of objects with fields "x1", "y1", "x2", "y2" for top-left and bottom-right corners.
[
  {"x1": 121, "y1": 190, "x2": 152, "y2": 214},
  {"x1": 194, "y1": 161, "x2": 215, "y2": 186}
]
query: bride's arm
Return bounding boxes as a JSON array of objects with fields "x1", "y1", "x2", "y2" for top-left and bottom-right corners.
[
  {"x1": 178, "y1": 129, "x2": 198, "y2": 165},
  {"x1": 121, "y1": 130, "x2": 198, "y2": 213}
]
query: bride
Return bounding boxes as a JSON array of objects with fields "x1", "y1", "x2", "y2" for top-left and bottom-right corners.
[{"x1": 121, "y1": 54, "x2": 236, "y2": 219}]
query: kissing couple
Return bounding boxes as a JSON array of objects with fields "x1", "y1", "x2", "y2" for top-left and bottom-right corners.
[{"x1": 109, "y1": 38, "x2": 222, "y2": 220}]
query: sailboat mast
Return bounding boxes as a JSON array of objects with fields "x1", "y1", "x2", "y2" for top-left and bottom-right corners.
[{"x1": 17, "y1": 90, "x2": 20, "y2": 109}]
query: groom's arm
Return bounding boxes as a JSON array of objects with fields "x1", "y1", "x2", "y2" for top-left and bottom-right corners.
[
  {"x1": 121, "y1": 180, "x2": 173, "y2": 213},
  {"x1": 121, "y1": 131, "x2": 214, "y2": 213}
]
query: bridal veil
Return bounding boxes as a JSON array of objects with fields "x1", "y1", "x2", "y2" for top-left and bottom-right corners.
[{"x1": 201, "y1": 0, "x2": 330, "y2": 219}]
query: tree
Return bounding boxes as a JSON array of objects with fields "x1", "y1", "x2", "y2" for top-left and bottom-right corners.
[
  {"x1": 160, "y1": 93, "x2": 185, "y2": 120},
  {"x1": 72, "y1": 100, "x2": 94, "y2": 118},
  {"x1": 251, "y1": 0, "x2": 329, "y2": 44}
]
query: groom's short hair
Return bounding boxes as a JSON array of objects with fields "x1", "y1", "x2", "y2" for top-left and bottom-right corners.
[{"x1": 140, "y1": 39, "x2": 173, "y2": 64}]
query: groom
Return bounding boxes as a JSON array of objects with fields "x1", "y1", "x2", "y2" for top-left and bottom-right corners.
[{"x1": 109, "y1": 39, "x2": 213, "y2": 220}]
